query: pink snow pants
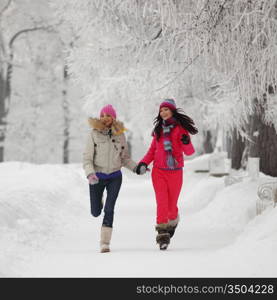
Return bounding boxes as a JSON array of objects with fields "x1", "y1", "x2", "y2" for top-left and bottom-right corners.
[{"x1": 151, "y1": 167, "x2": 183, "y2": 224}]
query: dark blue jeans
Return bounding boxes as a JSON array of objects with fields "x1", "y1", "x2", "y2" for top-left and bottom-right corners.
[{"x1": 89, "y1": 175, "x2": 122, "y2": 227}]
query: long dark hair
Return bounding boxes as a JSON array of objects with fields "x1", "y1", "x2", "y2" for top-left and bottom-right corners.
[{"x1": 153, "y1": 108, "x2": 198, "y2": 140}]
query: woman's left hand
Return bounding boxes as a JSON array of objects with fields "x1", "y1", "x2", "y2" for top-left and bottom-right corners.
[{"x1": 134, "y1": 162, "x2": 148, "y2": 175}]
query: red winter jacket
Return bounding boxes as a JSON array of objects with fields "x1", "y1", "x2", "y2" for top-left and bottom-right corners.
[{"x1": 140, "y1": 125, "x2": 195, "y2": 169}]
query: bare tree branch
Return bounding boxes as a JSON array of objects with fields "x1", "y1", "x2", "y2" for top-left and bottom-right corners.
[
  {"x1": 152, "y1": 28, "x2": 162, "y2": 40},
  {"x1": 155, "y1": 53, "x2": 201, "y2": 92},
  {"x1": 155, "y1": 0, "x2": 230, "y2": 92},
  {"x1": 9, "y1": 25, "x2": 54, "y2": 48}
]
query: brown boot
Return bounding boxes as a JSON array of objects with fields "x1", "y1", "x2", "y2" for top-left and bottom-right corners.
[
  {"x1": 100, "y1": 226, "x2": 112, "y2": 253},
  {"x1": 155, "y1": 223, "x2": 170, "y2": 250},
  {"x1": 168, "y1": 214, "x2": 179, "y2": 238}
]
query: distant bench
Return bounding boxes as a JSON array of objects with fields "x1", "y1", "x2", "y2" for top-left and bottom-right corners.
[
  {"x1": 256, "y1": 181, "x2": 277, "y2": 215},
  {"x1": 224, "y1": 175, "x2": 277, "y2": 215}
]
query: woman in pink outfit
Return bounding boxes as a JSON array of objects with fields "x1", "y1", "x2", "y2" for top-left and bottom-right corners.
[{"x1": 136, "y1": 99, "x2": 198, "y2": 250}]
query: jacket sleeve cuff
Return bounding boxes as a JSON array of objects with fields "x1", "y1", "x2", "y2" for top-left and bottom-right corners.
[{"x1": 183, "y1": 143, "x2": 195, "y2": 155}]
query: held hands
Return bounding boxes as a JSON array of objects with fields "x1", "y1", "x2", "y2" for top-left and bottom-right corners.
[
  {"x1": 88, "y1": 173, "x2": 99, "y2": 185},
  {"x1": 135, "y1": 162, "x2": 148, "y2": 175},
  {"x1": 181, "y1": 134, "x2": 190, "y2": 145}
]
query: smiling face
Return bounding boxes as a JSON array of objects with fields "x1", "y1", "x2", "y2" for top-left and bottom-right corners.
[
  {"x1": 159, "y1": 107, "x2": 173, "y2": 120},
  {"x1": 100, "y1": 113, "x2": 113, "y2": 127}
]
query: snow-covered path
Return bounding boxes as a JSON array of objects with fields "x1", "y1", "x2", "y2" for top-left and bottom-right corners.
[
  {"x1": 19, "y1": 172, "x2": 235, "y2": 277},
  {"x1": 1, "y1": 155, "x2": 277, "y2": 277}
]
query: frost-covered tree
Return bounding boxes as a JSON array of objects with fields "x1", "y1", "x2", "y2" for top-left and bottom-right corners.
[
  {"x1": 0, "y1": 0, "x2": 87, "y2": 164},
  {"x1": 192, "y1": 0, "x2": 277, "y2": 175},
  {"x1": 0, "y1": 0, "x2": 59, "y2": 162},
  {"x1": 51, "y1": 0, "x2": 205, "y2": 159},
  {"x1": 54, "y1": 0, "x2": 277, "y2": 174}
]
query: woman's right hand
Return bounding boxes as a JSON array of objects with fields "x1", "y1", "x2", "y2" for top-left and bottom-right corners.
[{"x1": 88, "y1": 173, "x2": 99, "y2": 185}]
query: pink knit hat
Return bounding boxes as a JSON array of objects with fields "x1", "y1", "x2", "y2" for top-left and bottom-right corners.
[
  {"x1": 100, "y1": 104, "x2": 116, "y2": 119},
  {"x1": 159, "y1": 98, "x2": 176, "y2": 111}
]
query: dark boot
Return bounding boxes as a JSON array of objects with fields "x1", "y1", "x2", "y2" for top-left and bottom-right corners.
[
  {"x1": 167, "y1": 215, "x2": 179, "y2": 238},
  {"x1": 155, "y1": 223, "x2": 170, "y2": 250}
]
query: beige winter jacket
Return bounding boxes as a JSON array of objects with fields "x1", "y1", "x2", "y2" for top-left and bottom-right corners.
[{"x1": 83, "y1": 118, "x2": 137, "y2": 177}]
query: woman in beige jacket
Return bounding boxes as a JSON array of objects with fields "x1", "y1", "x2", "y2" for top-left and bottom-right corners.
[{"x1": 83, "y1": 104, "x2": 144, "y2": 253}]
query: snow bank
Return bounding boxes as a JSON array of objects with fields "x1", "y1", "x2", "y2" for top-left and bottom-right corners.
[
  {"x1": 0, "y1": 162, "x2": 87, "y2": 276},
  {"x1": 212, "y1": 205, "x2": 277, "y2": 277},
  {"x1": 181, "y1": 154, "x2": 272, "y2": 234},
  {"x1": 184, "y1": 179, "x2": 257, "y2": 232}
]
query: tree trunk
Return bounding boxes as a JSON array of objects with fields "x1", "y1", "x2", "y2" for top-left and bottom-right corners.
[
  {"x1": 62, "y1": 63, "x2": 70, "y2": 164},
  {"x1": 203, "y1": 130, "x2": 214, "y2": 153},
  {"x1": 258, "y1": 123, "x2": 277, "y2": 177},
  {"x1": 248, "y1": 99, "x2": 260, "y2": 158},
  {"x1": 0, "y1": 41, "x2": 18, "y2": 162},
  {"x1": 0, "y1": 67, "x2": 9, "y2": 162},
  {"x1": 248, "y1": 98, "x2": 277, "y2": 177},
  {"x1": 0, "y1": 72, "x2": 6, "y2": 162},
  {"x1": 229, "y1": 130, "x2": 246, "y2": 170}
]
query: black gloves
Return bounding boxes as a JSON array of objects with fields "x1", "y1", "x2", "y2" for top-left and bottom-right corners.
[
  {"x1": 181, "y1": 134, "x2": 190, "y2": 145},
  {"x1": 135, "y1": 162, "x2": 148, "y2": 175}
]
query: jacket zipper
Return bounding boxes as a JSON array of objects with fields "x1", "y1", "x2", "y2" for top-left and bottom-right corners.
[{"x1": 107, "y1": 129, "x2": 112, "y2": 173}]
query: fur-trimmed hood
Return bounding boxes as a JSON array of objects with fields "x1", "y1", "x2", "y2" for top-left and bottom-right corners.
[{"x1": 88, "y1": 118, "x2": 126, "y2": 136}]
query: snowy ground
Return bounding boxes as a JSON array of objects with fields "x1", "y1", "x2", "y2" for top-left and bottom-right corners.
[{"x1": 0, "y1": 155, "x2": 277, "y2": 277}]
